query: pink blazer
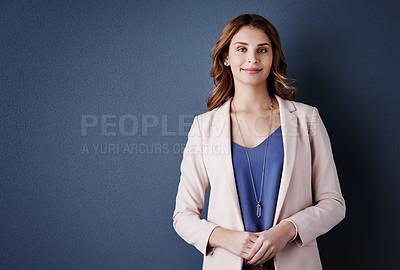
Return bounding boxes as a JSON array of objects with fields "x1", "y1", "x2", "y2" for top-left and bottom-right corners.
[{"x1": 173, "y1": 95, "x2": 346, "y2": 270}]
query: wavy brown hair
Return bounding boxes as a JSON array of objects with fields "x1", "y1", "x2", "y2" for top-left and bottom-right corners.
[{"x1": 206, "y1": 14, "x2": 297, "y2": 112}]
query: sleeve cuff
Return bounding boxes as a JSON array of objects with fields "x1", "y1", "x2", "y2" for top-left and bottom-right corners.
[
  {"x1": 281, "y1": 219, "x2": 298, "y2": 242},
  {"x1": 204, "y1": 224, "x2": 219, "y2": 256}
]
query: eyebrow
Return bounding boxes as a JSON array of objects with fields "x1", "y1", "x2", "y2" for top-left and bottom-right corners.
[{"x1": 233, "y1": 41, "x2": 271, "y2": 46}]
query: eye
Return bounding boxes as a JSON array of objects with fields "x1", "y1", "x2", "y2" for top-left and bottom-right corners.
[
  {"x1": 237, "y1": 47, "x2": 247, "y2": 52},
  {"x1": 258, "y1": 48, "x2": 268, "y2": 53}
]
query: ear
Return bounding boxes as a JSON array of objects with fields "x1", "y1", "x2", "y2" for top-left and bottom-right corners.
[{"x1": 223, "y1": 52, "x2": 229, "y2": 66}]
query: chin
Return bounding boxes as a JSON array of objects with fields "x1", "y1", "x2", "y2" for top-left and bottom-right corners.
[{"x1": 238, "y1": 78, "x2": 268, "y2": 87}]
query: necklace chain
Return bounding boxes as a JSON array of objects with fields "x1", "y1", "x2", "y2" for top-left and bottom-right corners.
[{"x1": 232, "y1": 98, "x2": 275, "y2": 218}]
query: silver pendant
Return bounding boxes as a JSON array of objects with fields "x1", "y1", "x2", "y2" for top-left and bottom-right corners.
[{"x1": 256, "y1": 203, "x2": 262, "y2": 218}]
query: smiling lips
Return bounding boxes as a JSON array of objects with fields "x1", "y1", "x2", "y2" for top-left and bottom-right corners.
[{"x1": 241, "y1": 68, "x2": 262, "y2": 74}]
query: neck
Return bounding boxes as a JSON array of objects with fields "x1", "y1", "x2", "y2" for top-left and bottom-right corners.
[{"x1": 231, "y1": 82, "x2": 272, "y2": 112}]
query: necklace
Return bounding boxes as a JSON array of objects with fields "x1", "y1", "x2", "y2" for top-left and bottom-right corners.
[{"x1": 232, "y1": 98, "x2": 275, "y2": 218}]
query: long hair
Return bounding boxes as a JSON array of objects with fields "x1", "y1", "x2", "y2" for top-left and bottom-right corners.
[{"x1": 206, "y1": 14, "x2": 297, "y2": 112}]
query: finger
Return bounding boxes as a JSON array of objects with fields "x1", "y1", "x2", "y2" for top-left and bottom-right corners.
[
  {"x1": 243, "y1": 246, "x2": 252, "y2": 258},
  {"x1": 255, "y1": 248, "x2": 273, "y2": 266},
  {"x1": 246, "y1": 241, "x2": 255, "y2": 250},
  {"x1": 248, "y1": 243, "x2": 267, "y2": 266},
  {"x1": 246, "y1": 237, "x2": 263, "y2": 261},
  {"x1": 266, "y1": 250, "x2": 275, "y2": 263},
  {"x1": 243, "y1": 242, "x2": 253, "y2": 252},
  {"x1": 262, "y1": 251, "x2": 274, "y2": 263},
  {"x1": 249, "y1": 233, "x2": 259, "y2": 243},
  {"x1": 244, "y1": 233, "x2": 258, "y2": 250}
]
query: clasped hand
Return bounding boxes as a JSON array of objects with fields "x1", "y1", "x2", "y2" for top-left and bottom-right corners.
[
  {"x1": 246, "y1": 223, "x2": 294, "y2": 266},
  {"x1": 208, "y1": 220, "x2": 296, "y2": 266},
  {"x1": 225, "y1": 221, "x2": 295, "y2": 266}
]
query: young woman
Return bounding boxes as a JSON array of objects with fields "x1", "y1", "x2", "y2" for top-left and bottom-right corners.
[{"x1": 173, "y1": 14, "x2": 345, "y2": 270}]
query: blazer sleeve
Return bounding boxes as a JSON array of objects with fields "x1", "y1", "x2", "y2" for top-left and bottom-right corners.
[
  {"x1": 285, "y1": 107, "x2": 346, "y2": 247},
  {"x1": 172, "y1": 115, "x2": 219, "y2": 255}
]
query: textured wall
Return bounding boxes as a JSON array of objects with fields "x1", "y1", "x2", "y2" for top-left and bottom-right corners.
[{"x1": 1, "y1": 0, "x2": 399, "y2": 269}]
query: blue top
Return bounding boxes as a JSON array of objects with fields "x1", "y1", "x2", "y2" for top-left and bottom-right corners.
[{"x1": 231, "y1": 126, "x2": 284, "y2": 232}]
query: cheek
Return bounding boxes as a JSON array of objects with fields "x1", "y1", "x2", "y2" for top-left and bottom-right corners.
[
  {"x1": 230, "y1": 66, "x2": 241, "y2": 77},
  {"x1": 230, "y1": 59, "x2": 243, "y2": 72},
  {"x1": 264, "y1": 58, "x2": 273, "y2": 70},
  {"x1": 230, "y1": 56, "x2": 243, "y2": 66}
]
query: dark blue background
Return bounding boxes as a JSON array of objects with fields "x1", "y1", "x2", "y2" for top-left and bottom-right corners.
[{"x1": 1, "y1": 0, "x2": 399, "y2": 269}]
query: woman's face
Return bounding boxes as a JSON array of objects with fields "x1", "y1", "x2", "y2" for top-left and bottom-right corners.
[{"x1": 224, "y1": 26, "x2": 273, "y2": 88}]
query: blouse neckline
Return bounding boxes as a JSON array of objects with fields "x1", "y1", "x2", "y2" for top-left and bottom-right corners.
[{"x1": 232, "y1": 126, "x2": 281, "y2": 149}]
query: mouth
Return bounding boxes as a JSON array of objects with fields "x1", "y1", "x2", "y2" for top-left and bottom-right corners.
[{"x1": 241, "y1": 68, "x2": 262, "y2": 74}]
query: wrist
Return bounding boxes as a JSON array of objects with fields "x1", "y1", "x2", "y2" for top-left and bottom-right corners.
[
  {"x1": 208, "y1": 227, "x2": 226, "y2": 248},
  {"x1": 279, "y1": 220, "x2": 297, "y2": 242}
]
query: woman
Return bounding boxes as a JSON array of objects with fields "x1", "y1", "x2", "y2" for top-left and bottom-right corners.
[{"x1": 173, "y1": 14, "x2": 345, "y2": 270}]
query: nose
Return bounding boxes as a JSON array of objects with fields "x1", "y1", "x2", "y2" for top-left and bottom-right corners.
[{"x1": 247, "y1": 49, "x2": 258, "y2": 64}]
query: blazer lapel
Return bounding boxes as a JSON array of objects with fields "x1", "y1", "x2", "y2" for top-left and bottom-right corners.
[
  {"x1": 273, "y1": 95, "x2": 297, "y2": 225},
  {"x1": 214, "y1": 97, "x2": 245, "y2": 231}
]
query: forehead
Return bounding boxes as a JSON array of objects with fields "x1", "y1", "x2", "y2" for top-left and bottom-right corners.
[{"x1": 231, "y1": 26, "x2": 271, "y2": 44}]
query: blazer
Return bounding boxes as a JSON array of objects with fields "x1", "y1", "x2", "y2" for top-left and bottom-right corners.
[{"x1": 173, "y1": 95, "x2": 346, "y2": 270}]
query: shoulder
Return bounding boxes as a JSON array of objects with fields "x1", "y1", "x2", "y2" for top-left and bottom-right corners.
[
  {"x1": 186, "y1": 100, "x2": 231, "y2": 138},
  {"x1": 273, "y1": 94, "x2": 316, "y2": 114},
  {"x1": 193, "y1": 100, "x2": 229, "y2": 124},
  {"x1": 278, "y1": 98, "x2": 324, "y2": 130},
  {"x1": 290, "y1": 99, "x2": 317, "y2": 115},
  {"x1": 195, "y1": 108, "x2": 217, "y2": 121}
]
